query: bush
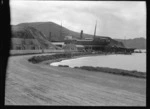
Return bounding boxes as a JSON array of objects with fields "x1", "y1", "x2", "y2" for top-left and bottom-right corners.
[
  {"x1": 58, "y1": 65, "x2": 69, "y2": 67},
  {"x1": 28, "y1": 53, "x2": 73, "y2": 64}
]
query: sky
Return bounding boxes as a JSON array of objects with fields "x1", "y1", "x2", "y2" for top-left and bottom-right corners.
[{"x1": 10, "y1": 0, "x2": 146, "y2": 39}]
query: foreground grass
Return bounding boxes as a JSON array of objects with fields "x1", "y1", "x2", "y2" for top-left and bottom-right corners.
[{"x1": 28, "y1": 53, "x2": 146, "y2": 79}]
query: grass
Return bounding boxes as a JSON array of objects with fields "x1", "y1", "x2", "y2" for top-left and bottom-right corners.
[{"x1": 74, "y1": 66, "x2": 146, "y2": 79}]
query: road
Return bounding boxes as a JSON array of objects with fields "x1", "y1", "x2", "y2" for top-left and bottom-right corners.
[{"x1": 5, "y1": 54, "x2": 146, "y2": 106}]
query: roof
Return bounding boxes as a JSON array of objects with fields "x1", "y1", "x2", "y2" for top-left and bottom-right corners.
[
  {"x1": 76, "y1": 39, "x2": 93, "y2": 41},
  {"x1": 51, "y1": 42, "x2": 64, "y2": 44},
  {"x1": 76, "y1": 45, "x2": 84, "y2": 48}
]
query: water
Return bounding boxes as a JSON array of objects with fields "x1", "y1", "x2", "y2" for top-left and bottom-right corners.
[
  {"x1": 134, "y1": 49, "x2": 146, "y2": 53},
  {"x1": 51, "y1": 52, "x2": 146, "y2": 72}
]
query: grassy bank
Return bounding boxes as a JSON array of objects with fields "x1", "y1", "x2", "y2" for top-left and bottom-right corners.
[{"x1": 74, "y1": 66, "x2": 146, "y2": 79}]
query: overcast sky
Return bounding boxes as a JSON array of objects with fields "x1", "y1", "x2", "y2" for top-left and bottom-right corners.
[{"x1": 10, "y1": 0, "x2": 146, "y2": 39}]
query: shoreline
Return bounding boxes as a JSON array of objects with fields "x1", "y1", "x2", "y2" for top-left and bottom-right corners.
[
  {"x1": 28, "y1": 53, "x2": 146, "y2": 79},
  {"x1": 42, "y1": 53, "x2": 104, "y2": 65}
]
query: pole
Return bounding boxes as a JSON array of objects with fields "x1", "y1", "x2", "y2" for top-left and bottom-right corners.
[
  {"x1": 60, "y1": 21, "x2": 62, "y2": 38},
  {"x1": 94, "y1": 20, "x2": 97, "y2": 38}
]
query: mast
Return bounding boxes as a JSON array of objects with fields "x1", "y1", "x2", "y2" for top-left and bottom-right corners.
[
  {"x1": 94, "y1": 20, "x2": 97, "y2": 39},
  {"x1": 60, "y1": 21, "x2": 62, "y2": 38}
]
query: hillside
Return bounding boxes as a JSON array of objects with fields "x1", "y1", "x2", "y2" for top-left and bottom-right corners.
[
  {"x1": 11, "y1": 25, "x2": 59, "y2": 49},
  {"x1": 15, "y1": 22, "x2": 79, "y2": 41},
  {"x1": 115, "y1": 38, "x2": 146, "y2": 49}
]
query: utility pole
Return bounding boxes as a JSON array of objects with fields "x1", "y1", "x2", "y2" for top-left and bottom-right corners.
[
  {"x1": 94, "y1": 20, "x2": 97, "y2": 39},
  {"x1": 60, "y1": 21, "x2": 62, "y2": 38},
  {"x1": 49, "y1": 32, "x2": 51, "y2": 41}
]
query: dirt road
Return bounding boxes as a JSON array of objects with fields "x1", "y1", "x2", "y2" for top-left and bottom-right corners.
[{"x1": 5, "y1": 54, "x2": 146, "y2": 106}]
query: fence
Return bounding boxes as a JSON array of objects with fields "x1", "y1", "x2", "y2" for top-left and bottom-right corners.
[{"x1": 10, "y1": 50, "x2": 65, "y2": 55}]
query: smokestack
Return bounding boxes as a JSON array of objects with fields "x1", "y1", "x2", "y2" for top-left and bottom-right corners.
[
  {"x1": 94, "y1": 20, "x2": 97, "y2": 38},
  {"x1": 80, "y1": 30, "x2": 83, "y2": 39},
  {"x1": 49, "y1": 32, "x2": 51, "y2": 41}
]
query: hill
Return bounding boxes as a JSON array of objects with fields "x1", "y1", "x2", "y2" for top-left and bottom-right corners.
[
  {"x1": 11, "y1": 25, "x2": 59, "y2": 50},
  {"x1": 115, "y1": 37, "x2": 146, "y2": 49}
]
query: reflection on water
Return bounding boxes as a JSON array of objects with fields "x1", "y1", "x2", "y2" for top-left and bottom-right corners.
[{"x1": 51, "y1": 53, "x2": 146, "y2": 72}]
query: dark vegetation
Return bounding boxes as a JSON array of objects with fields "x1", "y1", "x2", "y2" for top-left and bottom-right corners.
[
  {"x1": 28, "y1": 52, "x2": 95, "y2": 64},
  {"x1": 58, "y1": 65, "x2": 69, "y2": 67},
  {"x1": 74, "y1": 66, "x2": 146, "y2": 79},
  {"x1": 28, "y1": 53, "x2": 72, "y2": 64}
]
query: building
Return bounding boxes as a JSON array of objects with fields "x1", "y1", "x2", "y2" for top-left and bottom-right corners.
[
  {"x1": 63, "y1": 44, "x2": 78, "y2": 52},
  {"x1": 75, "y1": 45, "x2": 85, "y2": 52},
  {"x1": 51, "y1": 42, "x2": 65, "y2": 48},
  {"x1": 64, "y1": 36, "x2": 73, "y2": 40}
]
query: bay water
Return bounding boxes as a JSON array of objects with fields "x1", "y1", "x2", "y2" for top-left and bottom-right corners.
[{"x1": 51, "y1": 51, "x2": 146, "y2": 72}]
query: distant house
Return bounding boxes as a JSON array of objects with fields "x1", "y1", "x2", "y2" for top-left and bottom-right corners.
[
  {"x1": 64, "y1": 36, "x2": 73, "y2": 40},
  {"x1": 75, "y1": 45, "x2": 85, "y2": 52},
  {"x1": 51, "y1": 42, "x2": 65, "y2": 48},
  {"x1": 63, "y1": 44, "x2": 78, "y2": 52}
]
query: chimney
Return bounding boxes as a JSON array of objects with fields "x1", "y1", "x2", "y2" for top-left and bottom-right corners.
[
  {"x1": 94, "y1": 20, "x2": 97, "y2": 38},
  {"x1": 80, "y1": 30, "x2": 83, "y2": 39},
  {"x1": 49, "y1": 32, "x2": 51, "y2": 41}
]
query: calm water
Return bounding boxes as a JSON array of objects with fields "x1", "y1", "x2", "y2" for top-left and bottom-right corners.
[{"x1": 51, "y1": 52, "x2": 146, "y2": 72}]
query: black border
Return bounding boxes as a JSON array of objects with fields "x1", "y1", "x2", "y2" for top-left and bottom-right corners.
[{"x1": 0, "y1": 0, "x2": 148, "y2": 108}]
